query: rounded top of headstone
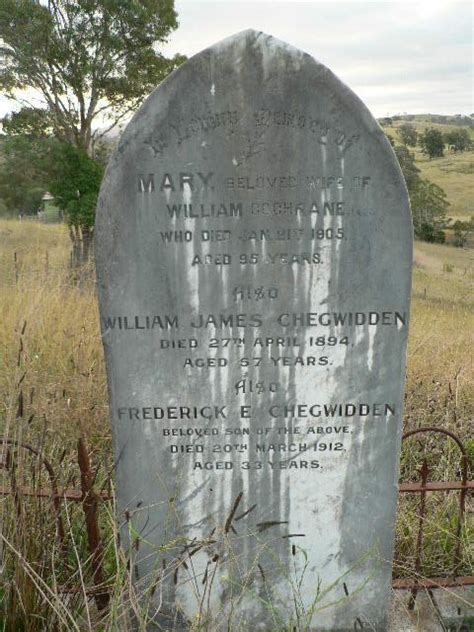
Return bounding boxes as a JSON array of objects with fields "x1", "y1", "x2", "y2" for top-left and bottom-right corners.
[
  {"x1": 112, "y1": 28, "x2": 398, "y2": 175},
  {"x1": 97, "y1": 28, "x2": 411, "y2": 273},
  {"x1": 204, "y1": 28, "x2": 307, "y2": 56}
]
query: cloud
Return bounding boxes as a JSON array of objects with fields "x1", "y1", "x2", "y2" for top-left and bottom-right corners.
[
  {"x1": 1, "y1": 1, "x2": 471, "y2": 118},
  {"x1": 160, "y1": 1, "x2": 473, "y2": 116}
]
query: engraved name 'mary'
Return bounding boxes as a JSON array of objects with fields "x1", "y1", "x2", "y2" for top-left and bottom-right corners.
[{"x1": 95, "y1": 30, "x2": 412, "y2": 631}]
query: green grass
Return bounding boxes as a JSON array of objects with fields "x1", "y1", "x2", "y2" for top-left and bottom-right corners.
[
  {"x1": 416, "y1": 151, "x2": 474, "y2": 221},
  {"x1": 382, "y1": 117, "x2": 474, "y2": 220}
]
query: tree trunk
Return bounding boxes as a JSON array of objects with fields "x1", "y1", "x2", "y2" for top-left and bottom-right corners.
[{"x1": 69, "y1": 224, "x2": 94, "y2": 281}]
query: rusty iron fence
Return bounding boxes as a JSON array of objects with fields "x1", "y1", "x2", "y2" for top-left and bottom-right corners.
[
  {"x1": 1, "y1": 427, "x2": 473, "y2": 610},
  {"x1": 0, "y1": 436, "x2": 111, "y2": 611},
  {"x1": 393, "y1": 427, "x2": 474, "y2": 607}
]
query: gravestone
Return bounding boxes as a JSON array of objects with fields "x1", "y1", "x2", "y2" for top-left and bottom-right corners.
[{"x1": 95, "y1": 30, "x2": 413, "y2": 631}]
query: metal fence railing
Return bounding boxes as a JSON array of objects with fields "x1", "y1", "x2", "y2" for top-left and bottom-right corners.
[{"x1": 1, "y1": 427, "x2": 473, "y2": 611}]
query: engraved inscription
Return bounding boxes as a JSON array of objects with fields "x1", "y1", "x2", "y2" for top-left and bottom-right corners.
[{"x1": 96, "y1": 30, "x2": 412, "y2": 630}]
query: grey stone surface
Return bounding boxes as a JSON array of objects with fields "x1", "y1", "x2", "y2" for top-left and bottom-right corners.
[{"x1": 95, "y1": 30, "x2": 413, "y2": 631}]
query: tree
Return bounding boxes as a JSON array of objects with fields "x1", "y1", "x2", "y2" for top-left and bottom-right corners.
[
  {"x1": 393, "y1": 145, "x2": 450, "y2": 243},
  {"x1": 0, "y1": 0, "x2": 185, "y2": 156},
  {"x1": 419, "y1": 128, "x2": 445, "y2": 159},
  {"x1": 444, "y1": 128, "x2": 472, "y2": 153},
  {"x1": 451, "y1": 218, "x2": 474, "y2": 247},
  {"x1": 394, "y1": 145, "x2": 420, "y2": 190},
  {"x1": 0, "y1": 135, "x2": 46, "y2": 215},
  {"x1": 48, "y1": 143, "x2": 104, "y2": 264},
  {"x1": 399, "y1": 123, "x2": 417, "y2": 147},
  {"x1": 1, "y1": 106, "x2": 53, "y2": 138},
  {"x1": 410, "y1": 180, "x2": 449, "y2": 242},
  {"x1": 0, "y1": 111, "x2": 51, "y2": 215},
  {"x1": 0, "y1": 108, "x2": 111, "y2": 262},
  {"x1": 1, "y1": 0, "x2": 184, "y2": 264}
]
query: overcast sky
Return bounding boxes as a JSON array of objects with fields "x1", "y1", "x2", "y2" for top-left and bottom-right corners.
[
  {"x1": 160, "y1": 0, "x2": 473, "y2": 117},
  {"x1": 0, "y1": 0, "x2": 472, "y2": 119}
]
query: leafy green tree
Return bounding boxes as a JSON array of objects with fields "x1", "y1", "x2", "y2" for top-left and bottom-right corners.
[
  {"x1": 48, "y1": 143, "x2": 104, "y2": 264},
  {"x1": 393, "y1": 145, "x2": 450, "y2": 243},
  {"x1": 410, "y1": 180, "x2": 449, "y2": 242},
  {"x1": 451, "y1": 218, "x2": 474, "y2": 247},
  {"x1": 1, "y1": 0, "x2": 184, "y2": 263},
  {"x1": 394, "y1": 145, "x2": 420, "y2": 190},
  {"x1": 1, "y1": 107, "x2": 52, "y2": 138},
  {"x1": 419, "y1": 127, "x2": 445, "y2": 159},
  {"x1": 444, "y1": 128, "x2": 472, "y2": 153},
  {"x1": 0, "y1": 113, "x2": 50, "y2": 215},
  {"x1": 0, "y1": 0, "x2": 184, "y2": 156},
  {"x1": 399, "y1": 123, "x2": 417, "y2": 147},
  {"x1": 0, "y1": 109, "x2": 111, "y2": 262},
  {"x1": 0, "y1": 113, "x2": 107, "y2": 262}
]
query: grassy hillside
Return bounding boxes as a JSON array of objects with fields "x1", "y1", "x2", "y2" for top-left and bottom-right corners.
[
  {"x1": 381, "y1": 115, "x2": 473, "y2": 221},
  {"x1": 416, "y1": 152, "x2": 473, "y2": 221}
]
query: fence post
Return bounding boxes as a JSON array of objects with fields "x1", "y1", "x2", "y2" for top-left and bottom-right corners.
[
  {"x1": 409, "y1": 458, "x2": 429, "y2": 609},
  {"x1": 77, "y1": 437, "x2": 109, "y2": 611}
]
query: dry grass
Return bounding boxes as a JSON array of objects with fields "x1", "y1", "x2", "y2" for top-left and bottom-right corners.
[
  {"x1": 0, "y1": 220, "x2": 109, "y2": 448},
  {"x1": 0, "y1": 220, "x2": 114, "y2": 630},
  {"x1": 0, "y1": 219, "x2": 472, "y2": 629},
  {"x1": 407, "y1": 241, "x2": 473, "y2": 433},
  {"x1": 395, "y1": 240, "x2": 473, "y2": 581},
  {"x1": 416, "y1": 151, "x2": 474, "y2": 222},
  {"x1": 384, "y1": 120, "x2": 474, "y2": 221}
]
